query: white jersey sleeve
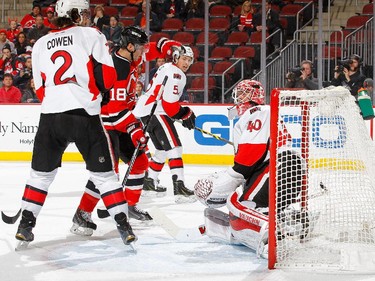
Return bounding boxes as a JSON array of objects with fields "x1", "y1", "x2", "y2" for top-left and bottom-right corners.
[
  {"x1": 32, "y1": 26, "x2": 116, "y2": 115},
  {"x1": 133, "y1": 63, "x2": 186, "y2": 118}
]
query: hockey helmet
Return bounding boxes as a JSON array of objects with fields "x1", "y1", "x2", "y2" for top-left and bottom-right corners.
[
  {"x1": 120, "y1": 26, "x2": 148, "y2": 49},
  {"x1": 230, "y1": 80, "x2": 265, "y2": 117},
  {"x1": 172, "y1": 45, "x2": 194, "y2": 65},
  {"x1": 55, "y1": 0, "x2": 90, "y2": 21}
]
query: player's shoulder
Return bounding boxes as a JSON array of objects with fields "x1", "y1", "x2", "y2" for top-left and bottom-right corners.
[{"x1": 161, "y1": 62, "x2": 185, "y2": 80}]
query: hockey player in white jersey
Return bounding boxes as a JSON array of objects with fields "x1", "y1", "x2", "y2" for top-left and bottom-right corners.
[
  {"x1": 194, "y1": 80, "x2": 305, "y2": 257},
  {"x1": 14, "y1": 0, "x2": 137, "y2": 249},
  {"x1": 133, "y1": 45, "x2": 197, "y2": 203}
]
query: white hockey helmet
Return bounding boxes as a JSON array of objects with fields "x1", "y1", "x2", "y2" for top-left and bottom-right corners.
[
  {"x1": 229, "y1": 80, "x2": 265, "y2": 118},
  {"x1": 172, "y1": 45, "x2": 194, "y2": 65},
  {"x1": 55, "y1": 0, "x2": 90, "y2": 21}
]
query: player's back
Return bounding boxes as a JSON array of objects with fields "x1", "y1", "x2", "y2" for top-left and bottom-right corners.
[{"x1": 32, "y1": 26, "x2": 114, "y2": 115}]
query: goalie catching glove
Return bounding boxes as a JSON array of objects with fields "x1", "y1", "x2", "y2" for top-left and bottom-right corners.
[
  {"x1": 194, "y1": 167, "x2": 244, "y2": 208},
  {"x1": 126, "y1": 121, "x2": 148, "y2": 149},
  {"x1": 156, "y1": 37, "x2": 182, "y2": 57}
]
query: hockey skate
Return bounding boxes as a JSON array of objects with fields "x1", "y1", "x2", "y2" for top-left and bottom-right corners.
[
  {"x1": 70, "y1": 208, "x2": 97, "y2": 236},
  {"x1": 15, "y1": 210, "x2": 36, "y2": 250},
  {"x1": 142, "y1": 177, "x2": 167, "y2": 197},
  {"x1": 115, "y1": 212, "x2": 137, "y2": 249},
  {"x1": 128, "y1": 205, "x2": 153, "y2": 221},
  {"x1": 173, "y1": 175, "x2": 197, "y2": 204}
]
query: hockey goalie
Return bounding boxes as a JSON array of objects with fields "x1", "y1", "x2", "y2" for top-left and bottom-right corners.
[{"x1": 194, "y1": 80, "x2": 306, "y2": 258}]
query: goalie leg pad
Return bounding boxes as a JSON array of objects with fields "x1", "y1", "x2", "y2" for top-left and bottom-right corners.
[
  {"x1": 204, "y1": 208, "x2": 240, "y2": 244},
  {"x1": 227, "y1": 189, "x2": 269, "y2": 257}
]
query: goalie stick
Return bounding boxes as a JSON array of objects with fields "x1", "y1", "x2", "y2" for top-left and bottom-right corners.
[
  {"x1": 1, "y1": 209, "x2": 21, "y2": 224},
  {"x1": 97, "y1": 76, "x2": 169, "y2": 219},
  {"x1": 147, "y1": 207, "x2": 206, "y2": 241}
]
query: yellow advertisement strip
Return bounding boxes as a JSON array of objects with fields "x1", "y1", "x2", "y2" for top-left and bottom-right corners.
[
  {"x1": 310, "y1": 158, "x2": 366, "y2": 171},
  {"x1": 0, "y1": 152, "x2": 234, "y2": 166}
]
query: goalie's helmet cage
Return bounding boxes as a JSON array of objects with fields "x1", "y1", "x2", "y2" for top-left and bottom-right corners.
[
  {"x1": 55, "y1": 0, "x2": 90, "y2": 20},
  {"x1": 232, "y1": 80, "x2": 265, "y2": 116},
  {"x1": 119, "y1": 25, "x2": 148, "y2": 49}
]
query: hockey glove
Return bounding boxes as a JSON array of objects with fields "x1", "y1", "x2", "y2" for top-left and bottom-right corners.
[
  {"x1": 126, "y1": 121, "x2": 148, "y2": 149},
  {"x1": 181, "y1": 107, "x2": 196, "y2": 130},
  {"x1": 156, "y1": 37, "x2": 182, "y2": 57}
]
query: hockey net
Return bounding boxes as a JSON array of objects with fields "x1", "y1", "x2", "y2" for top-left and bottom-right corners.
[{"x1": 268, "y1": 87, "x2": 375, "y2": 271}]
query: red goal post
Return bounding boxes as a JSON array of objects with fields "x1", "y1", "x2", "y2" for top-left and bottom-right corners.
[{"x1": 268, "y1": 87, "x2": 375, "y2": 272}]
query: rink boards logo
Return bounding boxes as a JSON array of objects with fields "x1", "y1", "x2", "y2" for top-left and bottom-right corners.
[
  {"x1": 0, "y1": 121, "x2": 38, "y2": 137},
  {"x1": 194, "y1": 114, "x2": 237, "y2": 146},
  {"x1": 195, "y1": 113, "x2": 348, "y2": 149}
]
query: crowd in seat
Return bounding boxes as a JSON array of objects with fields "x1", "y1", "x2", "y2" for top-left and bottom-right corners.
[{"x1": 0, "y1": 0, "x2": 372, "y2": 104}]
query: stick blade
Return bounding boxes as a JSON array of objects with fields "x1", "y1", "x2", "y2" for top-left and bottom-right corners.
[
  {"x1": 97, "y1": 208, "x2": 110, "y2": 219},
  {"x1": 1, "y1": 209, "x2": 21, "y2": 224}
]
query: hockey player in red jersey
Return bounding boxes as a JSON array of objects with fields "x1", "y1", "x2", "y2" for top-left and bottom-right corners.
[
  {"x1": 70, "y1": 28, "x2": 184, "y2": 235},
  {"x1": 133, "y1": 45, "x2": 197, "y2": 204},
  {"x1": 14, "y1": 0, "x2": 138, "y2": 249},
  {"x1": 194, "y1": 80, "x2": 306, "y2": 257}
]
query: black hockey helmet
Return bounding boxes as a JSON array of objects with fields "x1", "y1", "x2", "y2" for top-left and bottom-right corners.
[{"x1": 119, "y1": 26, "x2": 148, "y2": 48}]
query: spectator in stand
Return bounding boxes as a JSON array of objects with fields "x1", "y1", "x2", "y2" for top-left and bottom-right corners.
[
  {"x1": 330, "y1": 54, "x2": 366, "y2": 98},
  {"x1": 14, "y1": 32, "x2": 32, "y2": 56},
  {"x1": 149, "y1": 57, "x2": 166, "y2": 82},
  {"x1": 135, "y1": 0, "x2": 161, "y2": 32},
  {"x1": 91, "y1": 5, "x2": 110, "y2": 31},
  {"x1": 32, "y1": 0, "x2": 57, "y2": 7},
  {"x1": 363, "y1": 78, "x2": 374, "y2": 105},
  {"x1": 102, "y1": 15, "x2": 122, "y2": 49},
  {"x1": 0, "y1": 73, "x2": 22, "y2": 103},
  {"x1": 14, "y1": 56, "x2": 33, "y2": 91},
  {"x1": 128, "y1": 0, "x2": 143, "y2": 7},
  {"x1": 0, "y1": 29, "x2": 16, "y2": 54},
  {"x1": 0, "y1": 44, "x2": 23, "y2": 79},
  {"x1": 6, "y1": 19, "x2": 22, "y2": 44},
  {"x1": 27, "y1": 14, "x2": 50, "y2": 46},
  {"x1": 162, "y1": 0, "x2": 185, "y2": 20},
  {"x1": 180, "y1": 0, "x2": 204, "y2": 19},
  {"x1": 237, "y1": 0, "x2": 256, "y2": 35},
  {"x1": 285, "y1": 60, "x2": 319, "y2": 90},
  {"x1": 135, "y1": 81, "x2": 145, "y2": 99},
  {"x1": 44, "y1": 6, "x2": 57, "y2": 29},
  {"x1": 137, "y1": 63, "x2": 146, "y2": 86},
  {"x1": 21, "y1": 78, "x2": 40, "y2": 103},
  {"x1": 20, "y1": 4, "x2": 42, "y2": 34},
  {"x1": 252, "y1": 0, "x2": 282, "y2": 50}
]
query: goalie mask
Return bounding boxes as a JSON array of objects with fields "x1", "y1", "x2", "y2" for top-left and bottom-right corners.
[
  {"x1": 228, "y1": 80, "x2": 265, "y2": 119},
  {"x1": 55, "y1": 0, "x2": 90, "y2": 24}
]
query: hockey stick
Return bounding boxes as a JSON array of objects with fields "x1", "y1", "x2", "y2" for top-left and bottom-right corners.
[
  {"x1": 148, "y1": 207, "x2": 206, "y2": 241},
  {"x1": 1, "y1": 208, "x2": 21, "y2": 224},
  {"x1": 97, "y1": 76, "x2": 169, "y2": 219},
  {"x1": 175, "y1": 120, "x2": 234, "y2": 146}
]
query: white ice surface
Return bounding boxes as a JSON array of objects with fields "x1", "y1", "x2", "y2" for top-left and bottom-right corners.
[{"x1": 1, "y1": 162, "x2": 375, "y2": 281}]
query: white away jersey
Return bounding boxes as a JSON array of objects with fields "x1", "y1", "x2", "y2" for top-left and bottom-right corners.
[
  {"x1": 233, "y1": 105, "x2": 271, "y2": 167},
  {"x1": 32, "y1": 26, "x2": 116, "y2": 115},
  {"x1": 133, "y1": 62, "x2": 186, "y2": 118}
]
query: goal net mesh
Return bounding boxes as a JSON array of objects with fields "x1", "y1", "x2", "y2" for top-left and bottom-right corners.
[{"x1": 270, "y1": 87, "x2": 375, "y2": 271}]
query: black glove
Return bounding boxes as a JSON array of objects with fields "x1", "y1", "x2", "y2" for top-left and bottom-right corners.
[
  {"x1": 101, "y1": 91, "x2": 110, "y2": 106},
  {"x1": 181, "y1": 107, "x2": 196, "y2": 130}
]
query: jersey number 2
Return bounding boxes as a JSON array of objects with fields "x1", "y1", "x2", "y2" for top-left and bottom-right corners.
[{"x1": 51, "y1": 50, "x2": 77, "y2": 85}]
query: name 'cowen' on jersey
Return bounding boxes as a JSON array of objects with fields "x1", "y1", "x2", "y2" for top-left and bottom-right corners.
[{"x1": 46, "y1": 35, "x2": 73, "y2": 50}]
